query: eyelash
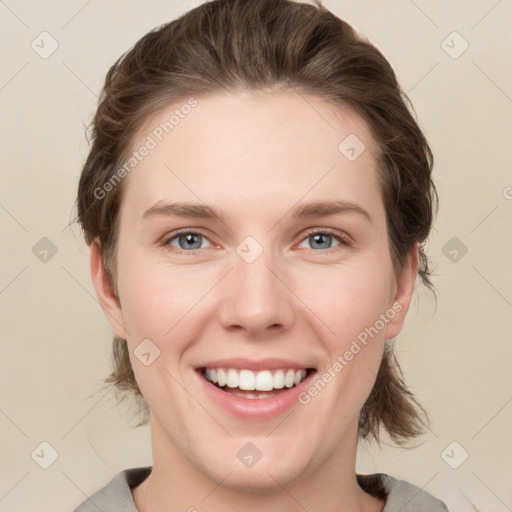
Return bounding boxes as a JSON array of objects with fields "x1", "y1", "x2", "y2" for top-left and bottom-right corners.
[{"x1": 160, "y1": 228, "x2": 352, "y2": 254}]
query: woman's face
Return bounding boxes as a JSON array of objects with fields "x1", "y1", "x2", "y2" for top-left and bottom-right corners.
[{"x1": 93, "y1": 90, "x2": 417, "y2": 490}]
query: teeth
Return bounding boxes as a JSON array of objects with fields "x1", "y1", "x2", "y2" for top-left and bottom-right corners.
[
  {"x1": 273, "y1": 369, "x2": 285, "y2": 389},
  {"x1": 284, "y1": 369, "x2": 295, "y2": 388},
  {"x1": 203, "y1": 367, "x2": 308, "y2": 391},
  {"x1": 226, "y1": 369, "x2": 238, "y2": 388},
  {"x1": 230, "y1": 390, "x2": 278, "y2": 399},
  {"x1": 255, "y1": 370, "x2": 273, "y2": 391},
  {"x1": 216, "y1": 368, "x2": 226, "y2": 387},
  {"x1": 239, "y1": 369, "x2": 255, "y2": 390}
]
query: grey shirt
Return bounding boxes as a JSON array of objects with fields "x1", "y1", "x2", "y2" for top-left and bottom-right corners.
[{"x1": 74, "y1": 466, "x2": 449, "y2": 511}]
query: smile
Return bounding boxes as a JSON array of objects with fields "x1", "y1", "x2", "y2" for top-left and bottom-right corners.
[
  {"x1": 194, "y1": 358, "x2": 317, "y2": 419},
  {"x1": 199, "y1": 367, "x2": 315, "y2": 400}
]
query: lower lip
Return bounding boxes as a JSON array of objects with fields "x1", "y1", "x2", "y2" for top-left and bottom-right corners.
[{"x1": 196, "y1": 370, "x2": 316, "y2": 421}]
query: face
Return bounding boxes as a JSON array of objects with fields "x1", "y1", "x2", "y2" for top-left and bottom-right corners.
[{"x1": 92, "y1": 90, "x2": 417, "y2": 491}]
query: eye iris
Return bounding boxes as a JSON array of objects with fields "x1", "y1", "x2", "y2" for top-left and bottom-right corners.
[
  {"x1": 174, "y1": 233, "x2": 336, "y2": 251},
  {"x1": 310, "y1": 233, "x2": 332, "y2": 249},
  {"x1": 179, "y1": 233, "x2": 202, "y2": 250}
]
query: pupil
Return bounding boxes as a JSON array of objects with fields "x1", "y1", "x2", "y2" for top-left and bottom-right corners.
[
  {"x1": 312, "y1": 233, "x2": 330, "y2": 249},
  {"x1": 181, "y1": 233, "x2": 201, "y2": 250},
  {"x1": 179, "y1": 233, "x2": 331, "y2": 250}
]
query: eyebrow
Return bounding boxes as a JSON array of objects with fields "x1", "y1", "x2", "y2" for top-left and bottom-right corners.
[{"x1": 142, "y1": 200, "x2": 372, "y2": 224}]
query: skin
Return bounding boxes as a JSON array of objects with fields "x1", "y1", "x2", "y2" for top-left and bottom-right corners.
[{"x1": 91, "y1": 90, "x2": 419, "y2": 512}]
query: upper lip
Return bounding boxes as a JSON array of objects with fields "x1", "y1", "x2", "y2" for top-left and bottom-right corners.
[{"x1": 194, "y1": 358, "x2": 315, "y2": 371}]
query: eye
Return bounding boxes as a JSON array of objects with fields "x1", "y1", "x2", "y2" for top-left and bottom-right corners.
[
  {"x1": 297, "y1": 229, "x2": 351, "y2": 251},
  {"x1": 160, "y1": 228, "x2": 351, "y2": 253},
  {"x1": 162, "y1": 230, "x2": 214, "y2": 251}
]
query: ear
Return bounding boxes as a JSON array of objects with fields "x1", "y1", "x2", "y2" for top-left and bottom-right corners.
[
  {"x1": 384, "y1": 242, "x2": 419, "y2": 340},
  {"x1": 90, "y1": 239, "x2": 127, "y2": 339}
]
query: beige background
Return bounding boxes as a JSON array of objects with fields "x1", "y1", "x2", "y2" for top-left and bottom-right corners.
[{"x1": 1, "y1": 0, "x2": 511, "y2": 511}]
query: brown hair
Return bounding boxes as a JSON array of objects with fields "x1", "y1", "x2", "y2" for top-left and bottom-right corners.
[{"x1": 76, "y1": 0, "x2": 437, "y2": 444}]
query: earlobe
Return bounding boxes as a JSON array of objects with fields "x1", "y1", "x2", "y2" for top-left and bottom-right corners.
[
  {"x1": 385, "y1": 242, "x2": 419, "y2": 340},
  {"x1": 90, "y1": 239, "x2": 127, "y2": 339}
]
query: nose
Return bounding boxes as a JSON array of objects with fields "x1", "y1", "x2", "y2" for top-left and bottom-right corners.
[{"x1": 217, "y1": 245, "x2": 295, "y2": 338}]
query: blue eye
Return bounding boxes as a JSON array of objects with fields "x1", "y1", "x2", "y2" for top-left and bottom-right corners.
[
  {"x1": 298, "y1": 230, "x2": 349, "y2": 251},
  {"x1": 161, "y1": 229, "x2": 350, "y2": 254},
  {"x1": 306, "y1": 232, "x2": 337, "y2": 250},
  {"x1": 165, "y1": 231, "x2": 212, "y2": 251}
]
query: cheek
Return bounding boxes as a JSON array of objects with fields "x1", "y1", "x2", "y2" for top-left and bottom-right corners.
[
  {"x1": 117, "y1": 264, "x2": 205, "y2": 408},
  {"x1": 118, "y1": 257, "x2": 215, "y2": 339},
  {"x1": 117, "y1": 233, "x2": 395, "y2": 347},
  {"x1": 119, "y1": 255, "x2": 394, "y2": 343},
  {"x1": 299, "y1": 262, "x2": 392, "y2": 404},
  {"x1": 301, "y1": 263, "x2": 394, "y2": 343}
]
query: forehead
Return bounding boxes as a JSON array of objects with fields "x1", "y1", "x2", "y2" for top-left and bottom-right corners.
[{"x1": 121, "y1": 90, "x2": 383, "y2": 224}]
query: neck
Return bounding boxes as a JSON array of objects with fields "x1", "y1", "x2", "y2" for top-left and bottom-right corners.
[{"x1": 132, "y1": 417, "x2": 385, "y2": 512}]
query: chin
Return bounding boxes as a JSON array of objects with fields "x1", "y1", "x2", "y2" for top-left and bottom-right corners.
[{"x1": 195, "y1": 446, "x2": 311, "y2": 494}]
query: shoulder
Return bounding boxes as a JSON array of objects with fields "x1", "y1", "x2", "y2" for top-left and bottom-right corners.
[
  {"x1": 73, "y1": 466, "x2": 152, "y2": 512},
  {"x1": 357, "y1": 472, "x2": 450, "y2": 512}
]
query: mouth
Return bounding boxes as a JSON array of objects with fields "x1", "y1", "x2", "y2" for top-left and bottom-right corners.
[{"x1": 197, "y1": 367, "x2": 317, "y2": 399}]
